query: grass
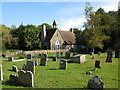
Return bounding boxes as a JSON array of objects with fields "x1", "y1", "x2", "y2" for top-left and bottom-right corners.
[{"x1": 1, "y1": 52, "x2": 119, "y2": 88}]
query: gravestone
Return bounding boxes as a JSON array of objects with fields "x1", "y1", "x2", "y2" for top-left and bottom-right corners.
[
  {"x1": 86, "y1": 71, "x2": 92, "y2": 76},
  {"x1": 115, "y1": 49, "x2": 120, "y2": 58},
  {"x1": 60, "y1": 52, "x2": 63, "y2": 56},
  {"x1": 33, "y1": 60, "x2": 38, "y2": 66},
  {"x1": 12, "y1": 65, "x2": 18, "y2": 72},
  {"x1": 106, "y1": 49, "x2": 112, "y2": 62},
  {"x1": 10, "y1": 70, "x2": 34, "y2": 87},
  {"x1": 72, "y1": 55, "x2": 86, "y2": 64},
  {"x1": 52, "y1": 57, "x2": 57, "y2": 61},
  {"x1": 27, "y1": 54, "x2": 32, "y2": 59},
  {"x1": 65, "y1": 51, "x2": 70, "y2": 59},
  {"x1": 60, "y1": 60, "x2": 67, "y2": 70},
  {"x1": 26, "y1": 61, "x2": 35, "y2": 74},
  {"x1": 98, "y1": 51, "x2": 101, "y2": 55},
  {"x1": 88, "y1": 76, "x2": 104, "y2": 88},
  {"x1": 8, "y1": 57, "x2": 14, "y2": 61},
  {"x1": 90, "y1": 52, "x2": 94, "y2": 55},
  {"x1": 18, "y1": 70, "x2": 34, "y2": 87},
  {"x1": 56, "y1": 52, "x2": 60, "y2": 58},
  {"x1": 22, "y1": 64, "x2": 26, "y2": 70},
  {"x1": 40, "y1": 54, "x2": 47, "y2": 66},
  {"x1": 0, "y1": 65, "x2": 3, "y2": 81},
  {"x1": 95, "y1": 60, "x2": 101, "y2": 68}
]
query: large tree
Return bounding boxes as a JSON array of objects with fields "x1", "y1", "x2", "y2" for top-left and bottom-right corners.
[{"x1": 83, "y1": 2, "x2": 108, "y2": 54}]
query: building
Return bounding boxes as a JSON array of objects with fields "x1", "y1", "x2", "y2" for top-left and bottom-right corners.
[{"x1": 41, "y1": 20, "x2": 76, "y2": 50}]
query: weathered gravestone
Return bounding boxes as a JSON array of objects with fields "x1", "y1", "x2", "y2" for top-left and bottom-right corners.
[
  {"x1": 86, "y1": 71, "x2": 92, "y2": 76},
  {"x1": 26, "y1": 61, "x2": 35, "y2": 74},
  {"x1": 56, "y1": 52, "x2": 60, "y2": 58},
  {"x1": 0, "y1": 65, "x2": 3, "y2": 81},
  {"x1": 33, "y1": 60, "x2": 38, "y2": 66},
  {"x1": 12, "y1": 65, "x2": 18, "y2": 72},
  {"x1": 27, "y1": 54, "x2": 32, "y2": 59},
  {"x1": 60, "y1": 52, "x2": 63, "y2": 56},
  {"x1": 106, "y1": 49, "x2": 112, "y2": 62},
  {"x1": 87, "y1": 76, "x2": 104, "y2": 89},
  {"x1": 65, "y1": 51, "x2": 70, "y2": 59},
  {"x1": 72, "y1": 55, "x2": 86, "y2": 64},
  {"x1": 8, "y1": 57, "x2": 14, "y2": 61},
  {"x1": 98, "y1": 51, "x2": 101, "y2": 55},
  {"x1": 18, "y1": 70, "x2": 34, "y2": 87},
  {"x1": 60, "y1": 60, "x2": 67, "y2": 70},
  {"x1": 52, "y1": 57, "x2": 57, "y2": 61},
  {"x1": 40, "y1": 54, "x2": 47, "y2": 66},
  {"x1": 10, "y1": 70, "x2": 34, "y2": 87},
  {"x1": 95, "y1": 60, "x2": 101, "y2": 68},
  {"x1": 115, "y1": 49, "x2": 120, "y2": 58}
]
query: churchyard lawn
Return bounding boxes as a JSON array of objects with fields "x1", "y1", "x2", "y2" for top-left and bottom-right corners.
[{"x1": 1, "y1": 53, "x2": 119, "y2": 88}]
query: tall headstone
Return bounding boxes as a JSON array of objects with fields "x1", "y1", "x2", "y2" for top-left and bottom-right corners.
[
  {"x1": 56, "y1": 52, "x2": 60, "y2": 58},
  {"x1": 8, "y1": 57, "x2": 14, "y2": 61},
  {"x1": 0, "y1": 65, "x2": 3, "y2": 81},
  {"x1": 26, "y1": 61, "x2": 35, "y2": 74},
  {"x1": 33, "y1": 60, "x2": 38, "y2": 66},
  {"x1": 40, "y1": 54, "x2": 47, "y2": 66},
  {"x1": 60, "y1": 60, "x2": 67, "y2": 70},
  {"x1": 106, "y1": 49, "x2": 112, "y2": 62},
  {"x1": 115, "y1": 49, "x2": 120, "y2": 58},
  {"x1": 52, "y1": 57, "x2": 57, "y2": 61},
  {"x1": 27, "y1": 54, "x2": 32, "y2": 59},
  {"x1": 88, "y1": 76, "x2": 104, "y2": 88},
  {"x1": 95, "y1": 60, "x2": 101, "y2": 68},
  {"x1": 65, "y1": 51, "x2": 70, "y2": 59}
]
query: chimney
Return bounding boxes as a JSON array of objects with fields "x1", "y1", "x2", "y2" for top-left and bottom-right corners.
[
  {"x1": 70, "y1": 28, "x2": 74, "y2": 33},
  {"x1": 41, "y1": 25, "x2": 46, "y2": 42}
]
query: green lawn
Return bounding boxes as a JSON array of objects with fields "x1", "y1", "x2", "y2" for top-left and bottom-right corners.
[{"x1": 1, "y1": 53, "x2": 119, "y2": 88}]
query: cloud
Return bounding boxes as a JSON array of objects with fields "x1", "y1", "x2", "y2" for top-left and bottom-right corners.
[
  {"x1": 59, "y1": 16, "x2": 86, "y2": 30},
  {"x1": 95, "y1": 2, "x2": 118, "y2": 12}
]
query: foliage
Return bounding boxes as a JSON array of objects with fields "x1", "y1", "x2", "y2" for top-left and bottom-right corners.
[{"x1": 83, "y1": 2, "x2": 109, "y2": 51}]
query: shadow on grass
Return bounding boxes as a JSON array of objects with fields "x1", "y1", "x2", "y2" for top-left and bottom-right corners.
[
  {"x1": 2, "y1": 81, "x2": 21, "y2": 86},
  {"x1": 7, "y1": 69, "x2": 13, "y2": 71},
  {"x1": 49, "y1": 68, "x2": 65, "y2": 70}
]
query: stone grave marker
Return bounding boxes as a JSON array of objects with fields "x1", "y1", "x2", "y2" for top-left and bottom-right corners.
[
  {"x1": 60, "y1": 52, "x2": 63, "y2": 56},
  {"x1": 98, "y1": 51, "x2": 101, "y2": 55},
  {"x1": 8, "y1": 57, "x2": 14, "y2": 61},
  {"x1": 106, "y1": 49, "x2": 112, "y2": 62},
  {"x1": 90, "y1": 52, "x2": 94, "y2": 55},
  {"x1": 60, "y1": 60, "x2": 67, "y2": 70},
  {"x1": 73, "y1": 52, "x2": 78, "y2": 56},
  {"x1": 65, "y1": 51, "x2": 70, "y2": 59},
  {"x1": 95, "y1": 60, "x2": 101, "y2": 68},
  {"x1": 87, "y1": 76, "x2": 104, "y2": 88},
  {"x1": 26, "y1": 61, "x2": 35, "y2": 74},
  {"x1": 0, "y1": 65, "x2": 3, "y2": 81},
  {"x1": 40, "y1": 54, "x2": 47, "y2": 66},
  {"x1": 10, "y1": 70, "x2": 34, "y2": 87},
  {"x1": 56, "y1": 52, "x2": 60, "y2": 58},
  {"x1": 27, "y1": 54, "x2": 32, "y2": 59},
  {"x1": 72, "y1": 55, "x2": 86, "y2": 64},
  {"x1": 33, "y1": 60, "x2": 38, "y2": 66},
  {"x1": 12, "y1": 65, "x2": 18, "y2": 72},
  {"x1": 52, "y1": 57, "x2": 57, "y2": 61}
]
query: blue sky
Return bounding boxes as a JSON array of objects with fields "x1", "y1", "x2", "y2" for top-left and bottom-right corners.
[{"x1": 1, "y1": 1, "x2": 118, "y2": 30}]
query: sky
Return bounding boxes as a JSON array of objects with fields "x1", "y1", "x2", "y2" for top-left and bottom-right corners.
[{"x1": 1, "y1": 0, "x2": 119, "y2": 30}]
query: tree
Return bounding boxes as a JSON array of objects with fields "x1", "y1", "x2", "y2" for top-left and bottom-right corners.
[{"x1": 83, "y1": 2, "x2": 108, "y2": 55}]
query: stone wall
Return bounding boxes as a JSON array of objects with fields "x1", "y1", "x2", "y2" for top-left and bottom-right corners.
[{"x1": 4, "y1": 49, "x2": 68, "y2": 57}]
